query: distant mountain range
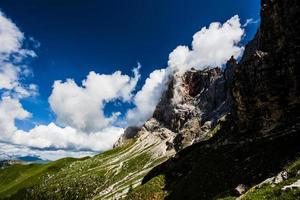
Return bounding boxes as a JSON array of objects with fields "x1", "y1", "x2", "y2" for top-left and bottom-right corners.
[{"x1": 0, "y1": 156, "x2": 49, "y2": 168}]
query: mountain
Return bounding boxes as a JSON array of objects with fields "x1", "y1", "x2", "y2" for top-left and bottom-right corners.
[
  {"x1": 115, "y1": 66, "x2": 231, "y2": 152},
  {"x1": 16, "y1": 156, "x2": 49, "y2": 164},
  {"x1": 126, "y1": 0, "x2": 300, "y2": 199},
  {"x1": 0, "y1": 156, "x2": 49, "y2": 170},
  {"x1": 0, "y1": 0, "x2": 299, "y2": 199}
]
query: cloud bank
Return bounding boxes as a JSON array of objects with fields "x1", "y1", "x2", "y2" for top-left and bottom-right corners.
[
  {"x1": 168, "y1": 15, "x2": 244, "y2": 73},
  {"x1": 14, "y1": 124, "x2": 124, "y2": 151}
]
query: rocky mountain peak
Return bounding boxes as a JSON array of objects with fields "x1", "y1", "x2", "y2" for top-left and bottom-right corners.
[
  {"x1": 116, "y1": 66, "x2": 233, "y2": 152},
  {"x1": 154, "y1": 67, "x2": 224, "y2": 130}
]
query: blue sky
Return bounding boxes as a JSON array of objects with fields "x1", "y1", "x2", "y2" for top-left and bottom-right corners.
[{"x1": 0, "y1": 0, "x2": 260, "y2": 160}]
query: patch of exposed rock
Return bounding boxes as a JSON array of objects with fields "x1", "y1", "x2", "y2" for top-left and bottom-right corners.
[{"x1": 115, "y1": 67, "x2": 233, "y2": 153}]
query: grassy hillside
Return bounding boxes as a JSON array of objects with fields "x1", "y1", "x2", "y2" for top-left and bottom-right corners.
[
  {"x1": 0, "y1": 138, "x2": 170, "y2": 200},
  {"x1": 0, "y1": 157, "x2": 79, "y2": 198}
]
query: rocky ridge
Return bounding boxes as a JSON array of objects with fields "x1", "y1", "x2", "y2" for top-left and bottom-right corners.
[{"x1": 115, "y1": 66, "x2": 232, "y2": 153}]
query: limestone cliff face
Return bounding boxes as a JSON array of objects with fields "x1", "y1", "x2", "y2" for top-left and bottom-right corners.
[
  {"x1": 153, "y1": 67, "x2": 231, "y2": 150},
  {"x1": 115, "y1": 67, "x2": 232, "y2": 152}
]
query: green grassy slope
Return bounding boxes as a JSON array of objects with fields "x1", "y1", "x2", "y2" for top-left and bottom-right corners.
[
  {"x1": 0, "y1": 157, "x2": 79, "y2": 198},
  {"x1": 0, "y1": 139, "x2": 169, "y2": 200},
  {"x1": 124, "y1": 175, "x2": 167, "y2": 200}
]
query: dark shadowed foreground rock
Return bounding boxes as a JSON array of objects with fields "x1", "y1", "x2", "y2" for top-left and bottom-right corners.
[{"x1": 232, "y1": 0, "x2": 300, "y2": 135}]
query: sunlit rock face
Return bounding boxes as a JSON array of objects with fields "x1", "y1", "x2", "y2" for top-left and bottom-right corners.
[
  {"x1": 116, "y1": 66, "x2": 234, "y2": 152},
  {"x1": 152, "y1": 67, "x2": 232, "y2": 151}
]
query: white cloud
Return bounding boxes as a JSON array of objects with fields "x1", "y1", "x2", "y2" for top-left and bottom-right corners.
[
  {"x1": 0, "y1": 63, "x2": 18, "y2": 90},
  {"x1": 0, "y1": 95, "x2": 124, "y2": 153},
  {"x1": 49, "y1": 66, "x2": 140, "y2": 132},
  {"x1": 126, "y1": 68, "x2": 169, "y2": 126},
  {"x1": 0, "y1": 11, "x2": 36, "y2": 61},
  {"x1": 168, "y1": 15, "x2": 244, "y2": 73},
  {"x1": 13, "y1": 124, "x2": 124, "y2": 152},
  {"x1": 242, "y1": 18, "x2": 260, "y2": 27},
  {"x1": 0, "y1": 97, "x2": 31, "y2": 140},
  {"x1": 0, "y1": 96, "x2": 124, "y2": 153},
  {"x1": 0, "y1": 11, "x2": 36, "y2": 148},
  {"x1": 0, "y1": 11, "x2": 24, "y2": 57},
  {"x1": 0, "y1": 10, "x2": 37, "y2": 98},
  {"x1": 127, "y1": 15, "x2": 245, "y2": 126},
  {"x1": 0, "y1": 65, "x2": 138, "y2": 154}
]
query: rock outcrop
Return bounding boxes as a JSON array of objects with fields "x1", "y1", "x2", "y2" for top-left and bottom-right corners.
[
  {"x1": 115, "y1": 67, "x2": 233, "y2": 152},
  {"x1": 154, "y1": 67, "x2": 232, "y2": 150}
]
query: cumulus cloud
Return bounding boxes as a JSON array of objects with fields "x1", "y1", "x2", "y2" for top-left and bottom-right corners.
[
  {"x1": 0, "y1": 11, "x2": 24, "y2": 57},
  {"x1": 13, "y1": 124, "x2": 124, "y2": 151},
  {"x1": 49, "y1": 65, "x2": 140, "y2": 132},
  {"x1": 0, "y1": 97, "x2": 31, "y2": 140},
  {"x1": 126, "y1": 68, "x2": 169, "y2": 126},
  {"x1": 0, "y1": 95, "x2": 124, "y2": 153},
  {"x1": 0, "y1": 96, "x2": 125, "y2": 153},
  {"x1": 0, "y1": 66, "x2": 139, "y2": 153},
  {"x1": 168, "y1": 15, "x2": 244, "y2": 73},
  {"x1": 0, "y1": 80, "x2": 128, "y2": 153},
  {"x1": 0, "y1": 10, "x2": 38, "y2": 98},
  {"x1": 127, "y1": 15, "x2": 245, "y2": 126}
]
